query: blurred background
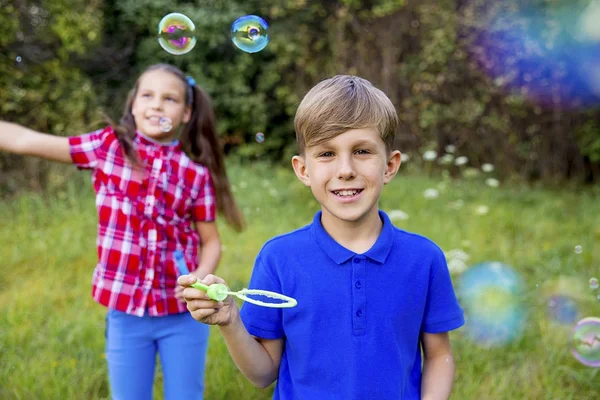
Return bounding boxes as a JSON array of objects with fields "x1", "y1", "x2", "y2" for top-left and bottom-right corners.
[
  {"x1": 1, "y1": 1, "x2": 599, "y2": 399},
  {"x1": 1, "y1": 0, "x2": 600, "y2": 193}
]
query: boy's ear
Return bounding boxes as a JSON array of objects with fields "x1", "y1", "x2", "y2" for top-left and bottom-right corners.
[
  {"x1": 383, "y1": 150, "x2": 402, "y2": 184},
  {"x1": 292, "y1": 155, "x2": 311, "y2": 186},
  {"x1": 183, "y1": 105, "x2": 192, "y2": 124}
]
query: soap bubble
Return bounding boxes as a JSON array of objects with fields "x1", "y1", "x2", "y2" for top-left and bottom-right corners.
[
  {"x1": 590, "y1": 278, "x2": 599, "y2": 290},
  {"x1": 158, "y1": 13, "x2": 196, "y2": 55},
  {"x1": 231, "y1": 15, "x2": 269, "y2": 53},
  {"x1": 159, "y1": 117, "x2": 172, "y2": 132},
  {"x1": 575, "y1": 245, "x2": 583, "y2": 254},
  {"x1": 546, "y1": 295, "x2": 578, "y2": 325},
  {"x1": 255, "y1": 132, "x2": 265, "y2": 143},
  {"x1": 457, "y1": 261, "x2": 526, "y2": 346},
  {"x1": 570, "y1": 317, "x2": 600, "y2": 367},
  {"x1": 16, "y1": 56, "x2": 22, "y2": 63},
  {"x1": 466, "y1": 2, "x2": 600, "y2": 110}
]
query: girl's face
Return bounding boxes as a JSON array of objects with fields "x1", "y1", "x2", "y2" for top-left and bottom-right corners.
[{"x1": 131, "y1": 69, "x2": 191, "y2": 142}]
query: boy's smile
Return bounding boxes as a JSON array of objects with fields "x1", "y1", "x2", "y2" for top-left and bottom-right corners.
[{"x1": 292, "y1": 128, "x2": 401, "y2": 231}]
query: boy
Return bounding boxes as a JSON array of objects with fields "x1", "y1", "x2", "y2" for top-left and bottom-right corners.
[{"x1": 179, "y1": 75, "x2": 464, "y2": 399}]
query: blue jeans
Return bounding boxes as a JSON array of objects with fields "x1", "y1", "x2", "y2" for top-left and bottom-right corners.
[{"x1": 106, "y1": 309, "x2": 209, "y2": 400}]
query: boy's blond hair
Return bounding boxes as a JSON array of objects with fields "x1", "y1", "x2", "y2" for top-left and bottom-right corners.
[{"x1": 294, "y1": 75, "x2": 398, "y2": 154}]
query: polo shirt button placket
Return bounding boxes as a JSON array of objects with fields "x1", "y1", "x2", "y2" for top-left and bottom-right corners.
[{"x1": 352, "y1": 257, "x2": 366, "y2": 334}]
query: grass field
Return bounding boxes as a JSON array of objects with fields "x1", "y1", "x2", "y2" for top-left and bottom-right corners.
[{"x1": 0, "y1": 161, "x2": 599, "y2": 399}]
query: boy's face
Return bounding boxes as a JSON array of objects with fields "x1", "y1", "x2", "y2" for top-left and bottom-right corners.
[{"x1": 292, "y1": 128, "x2": 401, "y2": 227}]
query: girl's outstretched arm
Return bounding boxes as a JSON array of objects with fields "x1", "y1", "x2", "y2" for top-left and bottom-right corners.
[{"x1": 0, "y1": 121, "x2": 71, "y2": 163}]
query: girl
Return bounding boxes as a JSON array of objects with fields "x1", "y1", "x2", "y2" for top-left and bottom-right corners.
[{"x1": 0, "y1": 63, "x2": 244, "y2": 399}]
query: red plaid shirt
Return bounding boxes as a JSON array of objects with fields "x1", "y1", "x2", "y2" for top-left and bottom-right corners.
[{"x1": 69, "y1": 126, "x2": 216, "y2": 317}]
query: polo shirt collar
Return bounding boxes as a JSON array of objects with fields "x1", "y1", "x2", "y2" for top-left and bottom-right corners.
[{"x1": 310, "y1": 210, "x2": 394, "y2": 265}]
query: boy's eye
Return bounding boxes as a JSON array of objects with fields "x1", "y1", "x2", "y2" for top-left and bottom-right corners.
[
  {"x1": 141, "y1": 93, "x2": 151, "y2": 98},
  {"x1": 356, "y1": 149, "x2": 371, "y2": 155},
  {"x1": 318, "y1": 151, "x2": 334, "y2": 157},
  {"x1": 165, "y1": 97, "x2": 176, "y2": 102}
]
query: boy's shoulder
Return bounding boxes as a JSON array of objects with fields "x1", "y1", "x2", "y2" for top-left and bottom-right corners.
[
  {"x1": 390, "y1": 224, "x2": 444, "y2": 256},
  {"x1": 259, "y1": 223, "x2": 312, "y2": 257}
]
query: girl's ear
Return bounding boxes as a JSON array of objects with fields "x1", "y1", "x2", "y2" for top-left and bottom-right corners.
[
  {"x1": 292, "y1": 155, "x2": 311, "y2": 187},
  {"x1": 183, "y1": 105, "x2": 192, "y2": 124}
]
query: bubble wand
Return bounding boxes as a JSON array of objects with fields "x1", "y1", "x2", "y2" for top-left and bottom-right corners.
[{"x1": 174, "y1": 250, "x2": 297, "y2": 308}]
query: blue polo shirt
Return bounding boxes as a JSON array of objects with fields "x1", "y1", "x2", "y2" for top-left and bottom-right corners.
[{"x1": 240, "y1": 210, "x2": 464, "y2": 400}]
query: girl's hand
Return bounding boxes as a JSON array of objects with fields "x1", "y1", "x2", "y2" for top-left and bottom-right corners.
[{"x1": 178, "y1": 274, "x2": 238, "y2": 326}]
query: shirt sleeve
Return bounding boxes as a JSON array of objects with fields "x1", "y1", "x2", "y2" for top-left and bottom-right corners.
[
  {"x1": 191, "y1": 168, "x2": 216, "y2": 222},
  {"x1": 422, "y1": 247, "x2": 465, "y2": 333},
  {"x1": 68, "y1": 127, "x2": 111, "y2": 170},
  {"x1": 239, "y1": 255, "x2": 284, "y2": 340}
]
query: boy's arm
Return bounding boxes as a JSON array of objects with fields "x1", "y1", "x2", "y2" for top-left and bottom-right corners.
[
  {"x1": 220, "y1": 317, "x2": 284, "y2": 388},
  {"x1": 0, "y1": 121, "x2": 71, "y2": 163},
  {"x1": 421, "y1": 332, "x2": 456, "y2": 400},
  {"x1": 180, "y1": 274, "x2": 283, "y2": 388}
]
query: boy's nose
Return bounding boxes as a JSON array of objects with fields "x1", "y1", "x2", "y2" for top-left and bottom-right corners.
[{"x1": 336, "y1": 156, "x2": 356, "y2": 180}]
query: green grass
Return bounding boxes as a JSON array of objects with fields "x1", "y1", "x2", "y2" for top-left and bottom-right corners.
[{"x1": 1, "y1": 161, "x2": 599, "y2": 399}]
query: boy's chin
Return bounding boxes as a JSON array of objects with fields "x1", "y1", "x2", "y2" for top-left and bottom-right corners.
[{"x1": 322, "y1": 208, "x2": 372, "y2": 223}]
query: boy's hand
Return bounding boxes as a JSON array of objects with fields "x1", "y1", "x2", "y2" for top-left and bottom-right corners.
[
  {"x1": 174, "y1": 270, "x2": 205, "y2": 300},
  {"x1": 178, "y1": 274, "x2": 238, "y2": 326}
]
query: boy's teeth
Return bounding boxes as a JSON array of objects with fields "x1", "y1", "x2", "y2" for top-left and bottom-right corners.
[{"x1": 335, "y1": 189, "x2": 360, "y2": 197}]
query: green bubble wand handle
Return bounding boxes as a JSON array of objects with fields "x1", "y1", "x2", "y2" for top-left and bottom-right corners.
[{"x1": 191, "y1": 282, "x2": 298, "y2": 309}]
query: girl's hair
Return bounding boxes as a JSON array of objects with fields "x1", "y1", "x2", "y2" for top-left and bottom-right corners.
[{"x1": 106, "y1": 63, "x2": 245, "y2": 232}]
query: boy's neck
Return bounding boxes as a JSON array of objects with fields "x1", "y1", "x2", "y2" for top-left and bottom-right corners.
[{"x1": 320, "y1": 209, "x2": 383, "y2": 254}]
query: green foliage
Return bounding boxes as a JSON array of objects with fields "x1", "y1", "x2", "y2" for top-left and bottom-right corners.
[
  {"x1": 2, "y1": 0, "x2": 600, "y2": 195},
  {"x1": 0, "y1": 0, "x2": 102, "y2": 193},
  {"x1": 576, "y1": 119, "x2": 600, "y2": 163}
]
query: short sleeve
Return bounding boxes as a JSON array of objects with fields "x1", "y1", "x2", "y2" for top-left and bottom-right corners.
[
  {"x1": 68, "y1": 127, "x2": 112, "y2": 170},
  {"x1": 239, "y1": 255, "x2": 284, "y2": 339},
  {"x1": 422, "y1": 247, "x2": 465, "y2": 333},
  {"x1": 191, "y1": 169, "x2": 216, "y2": 222}
]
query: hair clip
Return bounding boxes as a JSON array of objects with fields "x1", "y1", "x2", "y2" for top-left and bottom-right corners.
[{"x1": 186, "y1": 76, "x2": 196, "y2": 87}]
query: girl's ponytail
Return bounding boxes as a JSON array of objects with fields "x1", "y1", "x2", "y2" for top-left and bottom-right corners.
[{"x1": 183, "y1": 85, "x2": 245, "y2": 232}]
